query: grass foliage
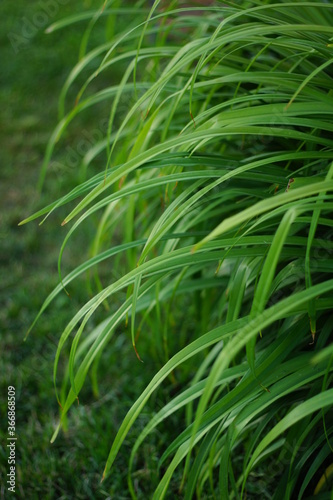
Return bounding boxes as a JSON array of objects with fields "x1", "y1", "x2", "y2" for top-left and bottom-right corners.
[{"x1": 23, "y1": 0, "x2": 333, "y2": 497}]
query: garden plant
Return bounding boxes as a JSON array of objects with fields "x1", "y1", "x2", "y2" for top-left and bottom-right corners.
[{"x1": 21, "y1": 0, "x2": 333, "y2": 497}]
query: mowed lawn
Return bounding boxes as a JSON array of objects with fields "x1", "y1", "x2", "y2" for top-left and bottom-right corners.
[{"x1": 1, "y1": 3, "x2": 162, "y2": 498}]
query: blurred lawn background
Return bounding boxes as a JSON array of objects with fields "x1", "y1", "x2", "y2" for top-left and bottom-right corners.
[{"x1": 0, "y1": 2, "x2": 165, "y2": 498}]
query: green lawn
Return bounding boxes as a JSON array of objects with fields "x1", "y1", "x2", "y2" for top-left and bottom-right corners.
[
  {"x1": 2, "y1": 2, "x2": 333, "y2": 498},
  {"x1": 1, "y1": 2, "x2": 162, "y2": 498}
]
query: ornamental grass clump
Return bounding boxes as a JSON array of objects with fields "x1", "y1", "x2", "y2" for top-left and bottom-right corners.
[{"x1": 22, "y1": 0, "x2": 333, "y2": 497}]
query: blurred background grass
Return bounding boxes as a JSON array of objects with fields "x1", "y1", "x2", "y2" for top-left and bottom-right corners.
[{"x1": 0, "y1": 2, "x2": 171, "y2": 498}]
